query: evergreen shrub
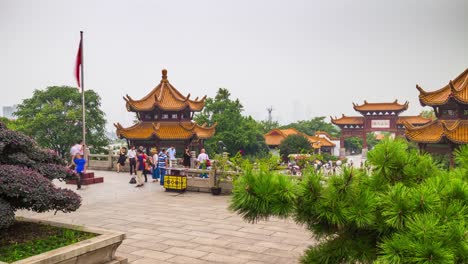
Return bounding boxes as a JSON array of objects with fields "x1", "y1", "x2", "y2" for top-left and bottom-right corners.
[
  {"x1": 0, "y1": 122, "x2": 81, "y2": 230},
  {"x1": 230, "y1": 138, "x2": 467, "y2": 263}
]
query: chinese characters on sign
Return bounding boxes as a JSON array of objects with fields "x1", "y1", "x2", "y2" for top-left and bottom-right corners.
[{"x1": 371, "y1": 120, "x2": 390, "y2": 128}]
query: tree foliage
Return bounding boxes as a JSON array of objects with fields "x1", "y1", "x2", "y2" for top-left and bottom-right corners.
[
  {"x1": 278, "y1": 134, "x2": 312, "y2": 160},
  {"x1": 14, "y1": 86, "x2": 109, "y2": 157},
  {"x1": 230, "y1": 138, "x2": 468, "y2": 263},
  {"x1": 195, "y1": 88, "x2": 269, "y2": 157},
  {"x1": 0, "y1": 122, "x2": 81, "y2": 230},
  {"x1": 281, "y1": 117, "x2": 340, "y2": 137}
]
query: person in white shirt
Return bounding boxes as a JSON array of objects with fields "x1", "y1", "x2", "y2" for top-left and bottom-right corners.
[
  {"x1": 70, "y1": 140, "x2": 84, "y2": 165},
  {"x1": 167, "y1": 146, "x2": 176, "y2": 174},
  {"x1": 197, "y1": 149, "x2": 209, "y2": 178},
  {"x1": 127, "y1": 146, "x2": 137, "y2": 176}
]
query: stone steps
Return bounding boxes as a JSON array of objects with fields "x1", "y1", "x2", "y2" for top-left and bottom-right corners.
[{"x1": 66, "y1": 172, "x2": 104, "y2": 185}]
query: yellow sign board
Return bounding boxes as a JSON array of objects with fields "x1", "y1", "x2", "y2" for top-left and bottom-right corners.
[{"x1": 164, "y1": 175, "x2": 187, "y2": 192}]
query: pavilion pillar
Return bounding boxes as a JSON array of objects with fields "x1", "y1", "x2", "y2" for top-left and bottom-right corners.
[
  {"x1": 339, "y1": 137, "x2": 345, "y2": 158},
  {"x1": 361, "y1": 133, "x2": 368, "y2": 159},
  {"x1": 449, "y1": 144, "x2": 455, "y2": 169}
]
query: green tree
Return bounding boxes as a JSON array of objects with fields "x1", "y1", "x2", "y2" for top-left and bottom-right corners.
[
  {"x1": 259, "y1": 119, "x2": 280, "y2": 134},
  {"x1": 344, "y1": 137, "x2": 363, "y2": 154},
  {"x1": 281, "y1": 117, "x2": 340, "y2": 137},
  {"x1": 230, "y1": 138, "x2": 467, "y2": 263},
  {"x1": 14, "y1": 86, "x2": 109, "y2": 157},
  {"x1": 278, "y1": 134, "x2": 312, "y2": 160},
  {"x1": 420, "y1": 108, "x2": 436, "y2": 120},
  {"x1": 195, "y1": 88, "x2": 268, "y2": 157}
]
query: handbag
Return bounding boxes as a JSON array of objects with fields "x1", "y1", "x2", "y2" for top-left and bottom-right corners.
[
  {"x1": 206, "y1": 159, "x2": 211, "y2": 167},
  {"x1": 129, "y1": 177, "x2": 136, "y2": 184}
]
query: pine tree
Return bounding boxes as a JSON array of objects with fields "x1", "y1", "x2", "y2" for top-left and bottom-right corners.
[{"x1": 230, "y1": 138, "x2": 467, "y2": 263}]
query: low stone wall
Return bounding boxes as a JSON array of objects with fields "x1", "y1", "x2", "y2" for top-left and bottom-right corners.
[{"x1": 2, "y1": 217, "x2": 127, "y2": 264}]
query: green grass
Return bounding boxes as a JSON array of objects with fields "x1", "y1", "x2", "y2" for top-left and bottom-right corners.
[{"x1": 0, "y1": 223, "x2": 96, "y2": 263}]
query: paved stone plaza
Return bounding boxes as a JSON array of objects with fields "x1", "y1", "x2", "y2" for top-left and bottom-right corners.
[{"x1": 18, "y1": 170, "x2": 316, "y2": 264}]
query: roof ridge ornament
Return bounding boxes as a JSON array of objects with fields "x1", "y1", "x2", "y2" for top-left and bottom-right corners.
[
  {"x1": 416, "y1": 84, "x2": 428, "y2": 95},
  {"x1": 162, "y1": 69, "x2": 168, "y2": 81}
]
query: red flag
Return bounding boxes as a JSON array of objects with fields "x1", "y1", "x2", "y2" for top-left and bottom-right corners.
[{"x1": 75, "y1": 38, "x2": 82, "y2": 89}]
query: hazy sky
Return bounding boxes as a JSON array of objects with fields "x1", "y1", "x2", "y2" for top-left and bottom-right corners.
[{"x1": 1, "y1": 0, "x2": 467, "y2": 131}]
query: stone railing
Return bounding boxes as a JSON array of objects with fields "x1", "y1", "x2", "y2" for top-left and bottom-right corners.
[{"x1": 87, "y1": 152, "x2": 238, "y2": 194}]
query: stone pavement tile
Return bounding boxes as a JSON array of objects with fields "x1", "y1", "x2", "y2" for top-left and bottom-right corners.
[
  {"x1": 263, "y1": 248, "x2": 302, "y2": 258},
  {"x1": 116, "y1": 252, "x2": 143, "y2": 262},
  {"x1": 254, "y1": 241, "x2": 296, "y2": 251},
  {"x1": 127, "y1": 233, "x2": 166, "y2": 243},
  {"x1": 238, "y1": 227, "x2": 275, "y2": 236},
  {"x1": 168, "y1": 255, "x2": 217, "y2": 264},
  {"x1": 271, "y1": 231, "x2": 314, "y2": 240},
  {"x1": 130, "y1": 258, "x2": 169, "y2": 264},
  {"x1": 209, "y1": 223, "x2": 244, "y2": 231},
  {"x1": 201, "y1": 253, "x2": 249, "y2": 263},
  {"x1": 213, "y1": 228, "x2": 253, "y2": 238},
  {"x1": 102, "y1": 218, "x2": 132, "y2": 225},
  {"x1": 165, "y1": 246, "x2": 209, "y2": 258},
  {"x1": 101, "y1": 223, "x2": 136, "y2": 232},
  {"x1": 116, "y1": 244, "x2": 140, "y2": 254},
  {"x1": 156, "y1": 226, "x2": 191, "y2": 234},
  {"x1": 131, "y1": 249, "x2": 175, "y2": 260},
  {"x1": 160, "y1": 239, "x2": 200, "y2": 249},
  {"x1": 186, "y1": 230, "x2": 221, "y2": 239},
  {"x1": 126, "y1": 241, "x2": 171, "y2": 251},
  {"x1": 182, "y1": 224, "x2": 213, "y2": 232},
  {"x1": 122, "y1": 238, "x2": 139, "y2": 245},
  {"x1": 159, "y1": 232, "x2": 197, "y2": 241},
  {"x1": 190, "y1": 237, "x2": 231, "y2": 247},
  {"x1": 226, "y1": 242, "x2": 268, "y2": 253},
  {"x1": 245, "y1": 261, "x2": 268, "y2": 264},
  {"x1": 128, "y1": 227, "x2": 162, "y2": 236}
]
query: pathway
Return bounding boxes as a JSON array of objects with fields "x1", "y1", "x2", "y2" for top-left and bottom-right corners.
[{"x1": 18, "y1": 170, "x2": 316, "y2": 264}]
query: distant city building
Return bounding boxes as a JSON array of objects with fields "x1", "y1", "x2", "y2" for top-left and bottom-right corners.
[{"x1": 2, "y1": 105, "x2": 17, "y2": 120}]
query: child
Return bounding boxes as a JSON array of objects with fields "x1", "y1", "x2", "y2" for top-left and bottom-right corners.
[{"x1": 74, "y1": 154, "x2": 86, "y2": 190}]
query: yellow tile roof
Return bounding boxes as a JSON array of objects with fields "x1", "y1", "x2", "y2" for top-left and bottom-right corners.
[
  {"x1": 397, "y1": 115, "x2": 432, "y2": 125},
  {"x1": 124, "y1": 69, "x2": 206, "y2": 112},
  {"x1": 404, "y1": 119, "x2": 468, "y2": 144},
  {"x1": 264, "y1": 128, "x2": 335, "y2": 148},
  {"x1": 353, "y1": 100, "x2": 409, "y2": 112},
  {"x1": 330, "y1": 115, "x2": 364, "y2": 125},
  {"x1": 114, "y1": 121, "x2": 216, "y2": 140},
  {"x1": 417, "y1": 68, "x2": 468, "y2": 106}
]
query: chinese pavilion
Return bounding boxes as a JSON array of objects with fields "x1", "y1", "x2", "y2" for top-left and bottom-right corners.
[
  {"x1": 114, "y1": 69, "x2": 216, "y2": 152},
  {"x1": 264, "y1": 128, "x2": 336, "y2": 155},
  {"x1": 404, "y1": 68, "x2": 468, "y2": 167},
  {"x1": 331, "y1": 100, "x2": 431, "y2": 158}
]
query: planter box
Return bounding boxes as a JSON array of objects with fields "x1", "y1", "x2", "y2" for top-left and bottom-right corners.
[{"x1": 1, "y1": 217, "x2": 127, "y2": 264}]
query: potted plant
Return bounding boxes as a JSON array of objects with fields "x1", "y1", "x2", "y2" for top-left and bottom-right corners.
[{"x1": 210, "y1": 154, "x2": 230, "y2": 195}]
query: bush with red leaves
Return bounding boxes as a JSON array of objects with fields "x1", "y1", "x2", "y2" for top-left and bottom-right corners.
[{"x1": 0, "y1": 122, "x2": 81, "y2": 229}]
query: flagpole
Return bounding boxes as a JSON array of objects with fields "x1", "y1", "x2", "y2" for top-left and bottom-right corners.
[{"x1": 80, "y1": 31, "x2": 86, "y2": 150}]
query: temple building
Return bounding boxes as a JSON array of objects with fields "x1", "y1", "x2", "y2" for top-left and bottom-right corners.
[
  {"x1": 331, "y1": 100, "x2": 431, "y2": 158},
  {"x1": 264, "y1": 128, "x2": 336, "y2": 155},
  {"x1": 114, "y1": 69, "x2": 216, "y2": 152},
  {"x1": 404, "y1": 68, "x2": 468, "y2": 167}
]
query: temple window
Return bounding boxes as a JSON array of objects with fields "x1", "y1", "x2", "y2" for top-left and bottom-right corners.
[
  {"x1": 172, "y1": 114, "x2": 178, "y2": 119},
  {"x1": 162, "y1": 114, "x2": 168, "y2": 119},
  {"x1": 464, "y1": 109, "x2": 468, "y2": 116},
  {"x1": 154, "y1": 114, "x2": 158, "y2": 119},
  {"x1": 145, "y1": 114, "x2": 151, "y2": 120}
]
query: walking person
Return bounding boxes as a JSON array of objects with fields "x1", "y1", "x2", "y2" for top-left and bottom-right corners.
[
  {"x1": 158, "y1": 148, "x2": 168, "y2": 186},
  {"x1": 74, "y1": 154, "x2": 86, "y2": 190},
  {"x1": 127, "y1": 146, "x2": 137, "y2": 176},
  {"x1": 135, "y1": 149, "x2": 145, "y2": 187},
  {"x1": 151, "y1": 148, "x2": 160, "y2": 182},
  {"x1": 70, "y1": 140, "x2": 84, "y2": 166},
  {"x1": 116, "y1": 147, "x2": 127, "y2": 173},
  {"x1": 183, "y1": 147, "x2": 191, "y2": 168}
]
